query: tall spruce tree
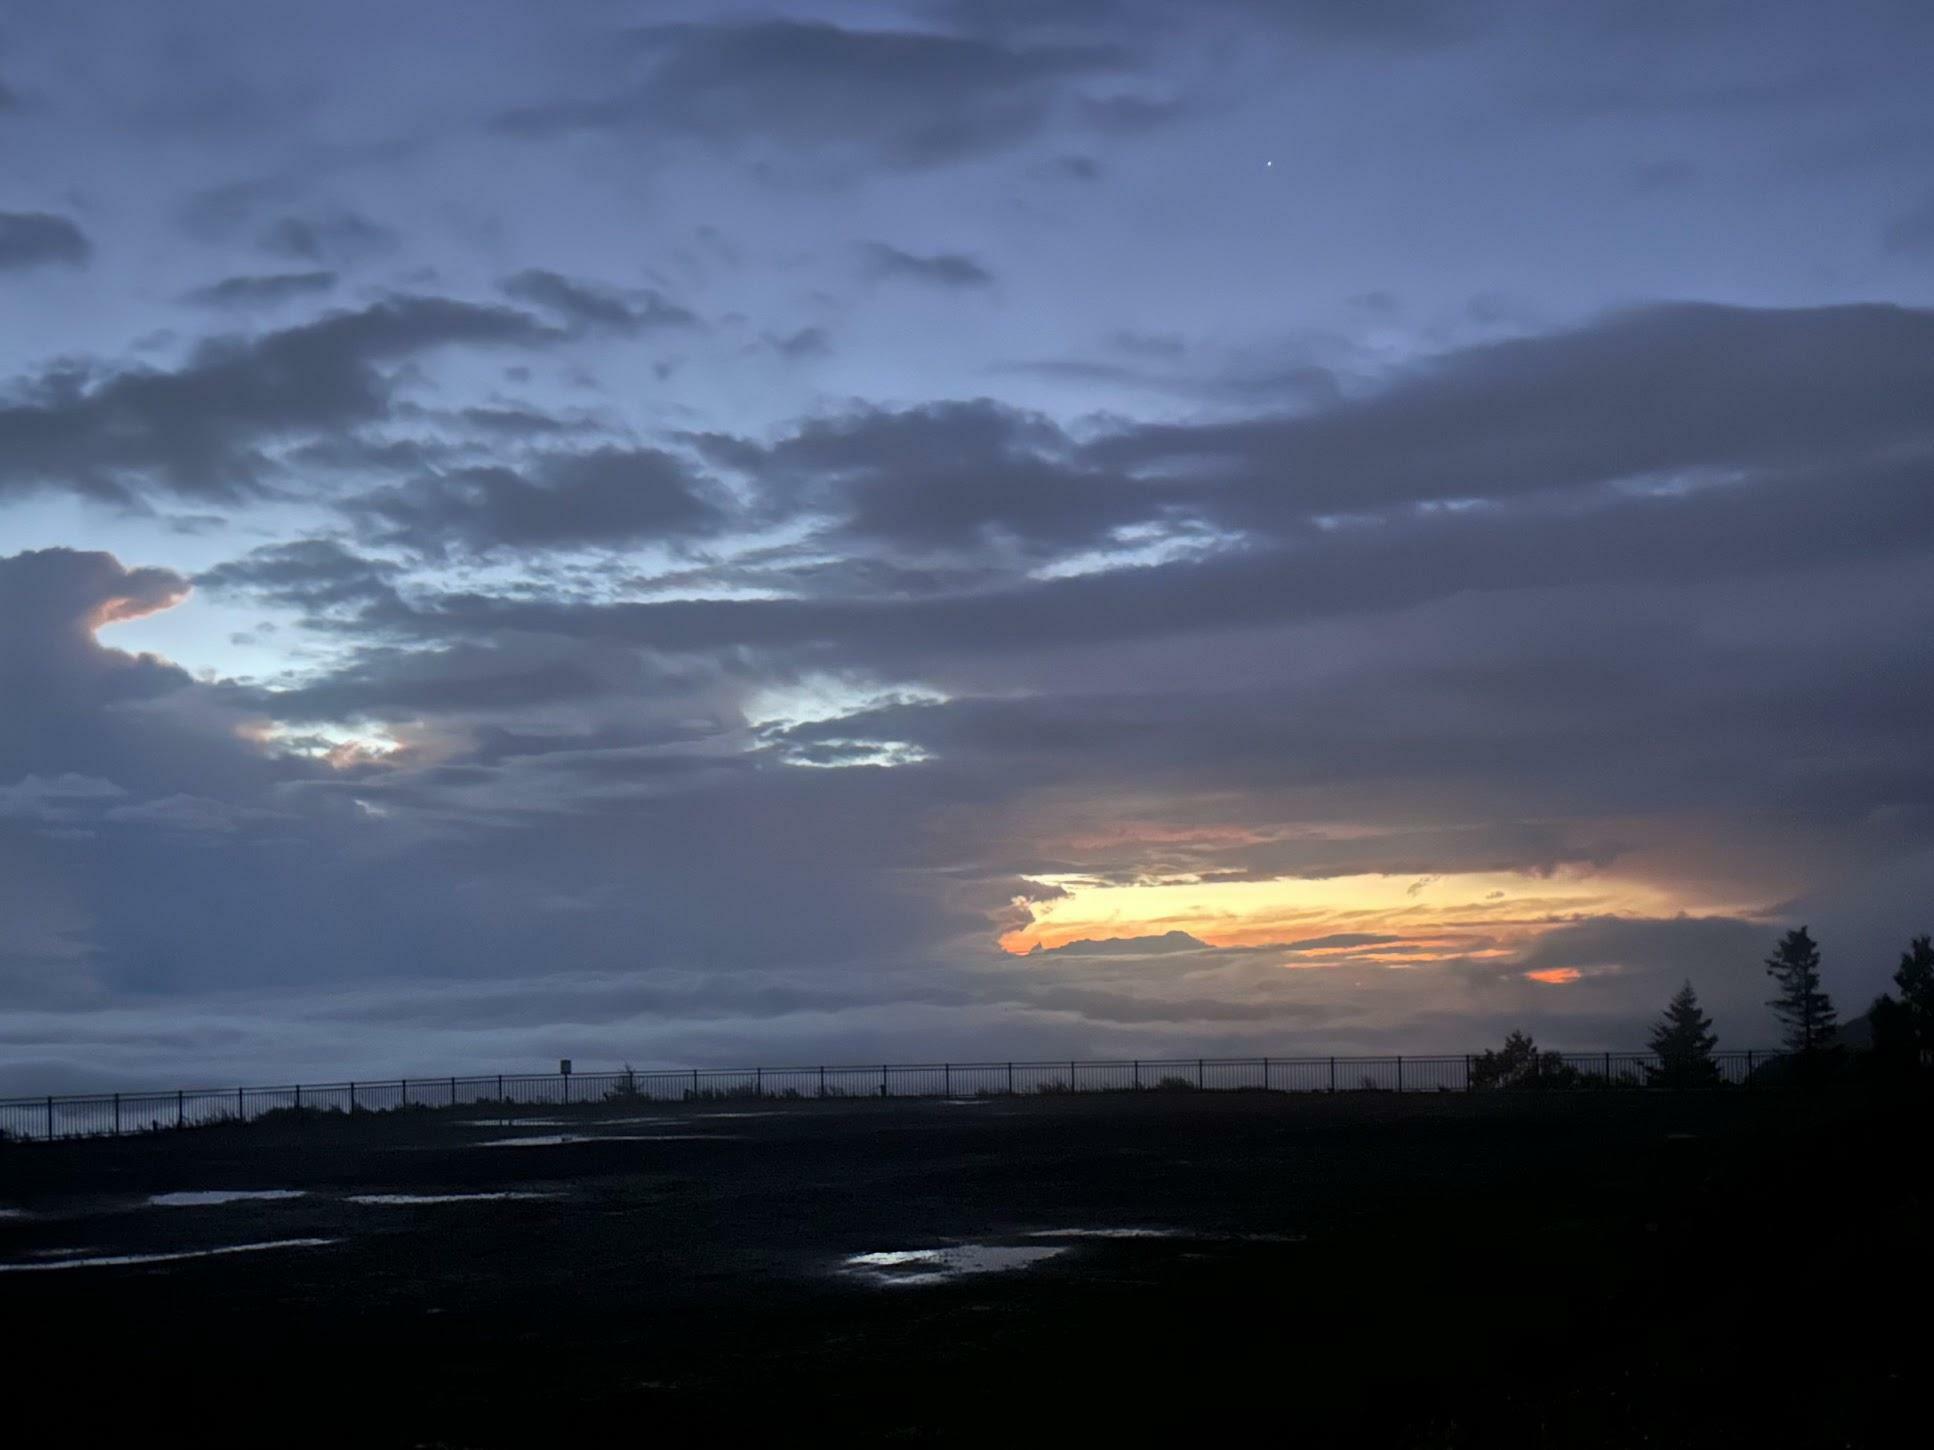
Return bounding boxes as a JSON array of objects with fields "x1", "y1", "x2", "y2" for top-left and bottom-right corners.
[
  {"x1": 1764, "y1": 926, "x2": 1836, "y2": 1054},
  {"x1": 1647, "y1": 980, "x2": 1721, "y2": 1088}
]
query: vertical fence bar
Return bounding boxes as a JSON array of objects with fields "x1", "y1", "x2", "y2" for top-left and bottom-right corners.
[
  {"x1": 1465, "y1": 1054, "x2": 1473, "y2": 1091},
  {"x1": 1328, "y1": 1056, "x2": 1336, "y2": 1093},
  {"x1": 1197, "y1": 1057, "x2": 1204, "y2": 1089},
  {"x1": 1262, "y1": 1056, "x2": 1269, "y2": 1091},
  {"x1": 1007, "y1": 1062, "x2": 1014, "y2": 1095},
  {"x1": 756, "y1": 1067, "x2": 763, "y2": 1098},
  {"x1": 1396, "y1": 1055, "x2": 1403, "y2": 1094},
  {"x1": 1603, "y1": 1051, "x2": 1611, "y2": 1083},
  {"x1": 450, "y1": 1076, "x2": 457, "y2": 1108},
  {"x1": 1070, "y1": 1060, "x2": 1077, "y2": 1093},
  {"x1": 496, "y1": 1073, "x2": 503, "y2": 1102},
  {"x1": 236, "y1": 1085, "x2": 243, "y2": 1121},
  {"x1": 1133, "y1": 1060, "x2": 1140, "y2": 1090},
  {"x1": 294, "y1": 1083, "x2": 302, "y2": 1111},
  {"x1": 349, "y1": 1081, "x2": 357, "y2": 1113},
  {"x1": 114, "y1": 1092, "x2": 121, "y2": 1135},
  {"x1": 46, "y1": 1095, "x2": 54, "y2": 1140}
]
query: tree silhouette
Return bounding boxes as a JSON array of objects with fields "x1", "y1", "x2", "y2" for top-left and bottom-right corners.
[
  {"x1": 1893, "y1": 934, "x2": 1934, "y2": 1065},
  {"x1": 1468, "y1": 1030, "x2": 1583, "y2": 1090},
  {"x1": 1764, "y1": 926, "x2": 1836, "y2": 1055},
  {"x1": 1647, "y1": 980, "x2": 1721, "y2": 1088}
]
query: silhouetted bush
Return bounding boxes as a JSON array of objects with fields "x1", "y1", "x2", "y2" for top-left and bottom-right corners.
[
  {"x1": 1468, "y1": 1031, "x2": 1587, "y2": 1090},
  {"x1": 1152, "y1": 1075, "x2": 1197, "y2": 1091}
]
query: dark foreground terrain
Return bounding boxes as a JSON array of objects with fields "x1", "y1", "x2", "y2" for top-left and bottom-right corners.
[{"x1": 1, "y1": 1087, "x2": 1926, "y2": 1446}]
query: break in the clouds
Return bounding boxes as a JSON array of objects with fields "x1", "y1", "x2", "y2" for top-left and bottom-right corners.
[{"x1": 3, "y1": 0, "x2": 1933, "y2": 1090}]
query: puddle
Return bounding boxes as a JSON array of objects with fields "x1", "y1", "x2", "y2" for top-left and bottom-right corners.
[
  {"x1": 148, "y1": 1190, "x2": 308, "y2": 1208},
  {"x1": 841, "y1": 1244, "x2": 1068, "y2": 1287},
  {"x1": 455, "y1": 1117, "x2": 576, "y2": 1128},
  {"x1": 942, "y1": 1099, "x2": 995, "y2": 1107},
  {"x1": 0, "y1": 1208, "x2": 26, "y2": 1220},
  {"x1": 472, "y1": 1133, "x2": 743, "y2": 1147},
  {"x1": 1026, "y1": 1227, "x2": 1180, "y2": 1240},
  {"x1": 693, "y1": 1111, "x2": 784, "y2": 1119},
  {"x1": 28, "y1": 1246, "x2": 102, "y2": 1259},
  {"x1": 0, "y1": 1238, "x2": 337, "y2": 1274},
  {"x1": 346, "y1": 1192, "x2": 557, "y2": 1205}
]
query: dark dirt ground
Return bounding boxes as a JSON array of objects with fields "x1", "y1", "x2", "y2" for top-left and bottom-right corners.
[{"x1": 1, "y1": 1087, "x2": 1926, "y2": 1446}]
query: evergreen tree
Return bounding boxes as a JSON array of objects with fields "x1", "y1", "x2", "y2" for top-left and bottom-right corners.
[
  {"x1": 1764, "y1": 926, "x2": 1836, "y2": 1055},
  {"x1": 1647, "y1": 980, "x2": 1721, "y2": 1088},
  {"x1": 1893, "y1": 934, "x2": 1934, "y2": 1063}
]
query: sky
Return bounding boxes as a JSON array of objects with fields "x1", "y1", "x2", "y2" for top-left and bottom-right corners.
[{"x1": 3, "y1": 0, "x2": 1933, "y2": 1091}]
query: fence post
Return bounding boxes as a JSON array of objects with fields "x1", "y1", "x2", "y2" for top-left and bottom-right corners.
[
  {"x1": 755, "y1": 1067, "x2": 762, "y2": 1098},
  {"x1": 349, "y1": 1081, "x2": 357, "y2": 1113},
  {"x1": 401, "y1": 1077, "x2": 408, "y2": 1108},
  {"x1": 1465, "y1": 1054, "x2": 1473, "y2": 1091},
  {"x1": 1262, "y1": 1055, "x2": 1269, "y2": 1091},
  {"x1": 819, "y1": 1065, "x2": 827, "y2": 1097},
  {"x1": 236, "y1": 1085, "x2": 243, "y2": 1121},
  {"x1": 496, "y1": 1073, "x2": 503, "y2": 1102},
  {"x1": 114, "y1": 1092, "x2": 121, "y2": 1135},
  {"x1": 1070, "y1": 1060, "x2": 1077, "y2": 1093},
  {"x1": 1745, "y1": 1049, "x2": 1755, "y2": 1085},
  {"x1": 944, "y1": 1063, "x2": 951, "y2": 1096},
  {"x1": 1197, "y1": 1057, "x2": 1204, "y2": 1089},
  {"x1": 1603, "y1": 1051, "x2": 1611, "y2": 1085},
  {"x1": 692, "y1": 1068, "x2": 699, "y2": 1099},
  {"x1": 1396, "y1": 1055, "x2": 1403, "y2": 1093},
  {"x1": 1328, "y1": 1056, "x2": 1336, "y2": 1093},
  {"x1": 46, "y1": 1095, "x2": 54, "y2": 1140},
  {"x1": 1007, "y1": 1061, "x2": 1014, "y2": 1095},
  {"x1": 182, "y1": 1090, "x2": 189, "y2": 1128},
  {"x1": 295, "y1": 1082, "x2": 302, "y2": 1111},
  {"x1": 1133, "y1": 1059, "x2": 1140, "y2": 1090}
]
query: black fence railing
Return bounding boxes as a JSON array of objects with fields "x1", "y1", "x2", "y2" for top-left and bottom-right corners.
[{"x1": 0, "y1": 1050, "x2": 1788, "y2": 1144}]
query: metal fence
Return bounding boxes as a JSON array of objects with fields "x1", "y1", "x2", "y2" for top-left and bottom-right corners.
[{"x1": 0, "y1": 1049, "x2": 1787, "y2": 1144}]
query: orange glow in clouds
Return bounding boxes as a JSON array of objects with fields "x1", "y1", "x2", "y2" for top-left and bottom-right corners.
[{"x1": 999, "y1": 869, "x2": 1727, "y2": 965}]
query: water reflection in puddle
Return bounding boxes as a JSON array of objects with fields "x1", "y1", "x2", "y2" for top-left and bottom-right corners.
[
  {"x1": 148, "y1": 1190, "x2": 308, "y2": 1208},
  {"x1": 346, "y1": 1192, "x2": 557, "y2": 1205},
  {"x1": 842, "y1": 1244, "x2": 1067, "y2": 1287},
  {"x1": 0, "y1": 1238, "x2": 337, "y2": 1274}
]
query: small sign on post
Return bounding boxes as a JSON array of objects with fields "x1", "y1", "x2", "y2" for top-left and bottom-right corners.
[{"x1": 559, "y1": 1058, "x2": 572, "y2": 1076}]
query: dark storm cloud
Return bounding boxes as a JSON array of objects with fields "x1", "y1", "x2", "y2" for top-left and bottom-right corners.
[
  {"x1": 0, "y1": 296, "x2": 557, "y2": 502},
  {"x1": 1090, "y1": 303, "x2": 1934, "y2": 529},
  {"x1": 346, "y1": 447, "x2": 729, "y2": 556},
  {"x1": 496, "y1": 19, "x2": 1129, "y2": 168},
  {"x1": 179, "y1": 270, "x2": 338, "y2": 309},
  {"x1": 1513, "y1": 915, "x2": 1774, "y2": 979},
  {"x1": 502, "y1": 269, "x2": 699, "y2": 335},
  {"x1": 257, "y1": 210, "x2": 399, "y2": 264},
  {"x1": 697, "y1": 399, "x2": 1150, "y2": 554},
  {"x1": 197, "y1": 540, "x2": 407, "y2": 618},
  {"x1": 0, "y1": 212, "x2": 90, "y2": 270},
  {"x1": 860, "y1": 242, "x2": 995, "y2": 288}
]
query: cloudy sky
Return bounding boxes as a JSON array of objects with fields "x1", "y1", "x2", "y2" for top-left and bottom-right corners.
[{"x1": 3, "y1": 0, "x2": 1932, "y2": 1090}]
